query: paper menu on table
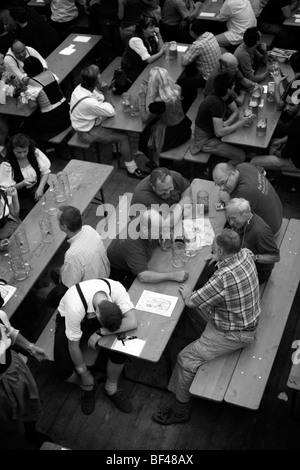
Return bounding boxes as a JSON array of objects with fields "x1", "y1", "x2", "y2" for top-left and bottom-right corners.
[
  {"x1": 0, "y1": 284, "x2": 17, "y2": 306},
  {"x1": 111, "y1": 338, "x2": 145, "y2": 356},
  {"x1": 59, "y1": 46, "x2": 76, "y2": 55},
  {"x1": 183, "y1": 218, "x2": 215, "y2": 249},
  {"x1": 135, "y1": 290, "x2": 178, "y2": 317},
  {"x1": 199, "y1": 12, "x2": 215, "y2": 17},
  {"x1": 177, "y1": 45, "x2": 188, "y2": 52},
  {"x1": 74, "y1": 36, "x2": 92, "y2": 43}
]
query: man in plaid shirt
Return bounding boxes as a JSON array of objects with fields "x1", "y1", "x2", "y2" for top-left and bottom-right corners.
[
  {"x1": 181, "y1": 19, "x2": 221, "y2": 83},
  {"x1": 153, "y1": 228, "x2": 261, "y2": 425}
]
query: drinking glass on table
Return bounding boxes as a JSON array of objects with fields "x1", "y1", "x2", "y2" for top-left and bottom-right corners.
[
  {"x1": 184, "y1": 230, "x2": 197, "y2": 258},
  {"x1": 172, "y1": 240, "x2": 186, "y2": 268},
  {"x1": 256, "y1": 117, "x2": 267, "y2": 137},
  {"x1": 122, "y1": 93, "x2": 131, "y2": 113},
  {"x1": 10, "y1": 254, "x2": 28, "y2": 281},
  {"x1": 14, "y1": 228, "x2": 30, "y2": 254},
  {"x1": 130, "y1": 96, "x2": 140, "y2": 116},
  {"x1": 39, "y1": 217, "x2": 54, "y2": 243},
  {"x1": 197, "y1": 191, "x2": 209, "y2": 215}
]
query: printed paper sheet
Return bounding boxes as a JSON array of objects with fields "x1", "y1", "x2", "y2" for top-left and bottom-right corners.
[
  {"x1": 183, "y1": 218, "x2": 215, "y2": 249},
  {"x1": 111, "y1": 338, "x2": 145, "y2": 356},
  {"x1": 135, "y1": 290, "x2": 178, "y2": 317},
  {"x1": 0, "y1": 284, "x2": 17, "y2": 306}
]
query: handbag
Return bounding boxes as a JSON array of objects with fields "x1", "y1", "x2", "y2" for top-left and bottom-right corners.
[{"x1": 109, "y1": 68, "x2": 132, "y2": 95}]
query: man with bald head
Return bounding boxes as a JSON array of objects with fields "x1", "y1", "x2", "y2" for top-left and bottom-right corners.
[
  {"x1": 107, "y1": 209, "x2": 189, "y2": 289},
  {"x1": 213, "y1": 162, "x2": 283, "y2": 235},
  {"x1": 204, "y1": 52, "x2": 254, "y2": 106},
  {"x1": 4, "y1": 39, "x2": 47, "y2": 82}
]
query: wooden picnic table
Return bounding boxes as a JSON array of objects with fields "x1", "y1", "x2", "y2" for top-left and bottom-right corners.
[
  {"x1": 0, "y1": 160, "x2": 114, "y2": 320},
  {"x1": 98, "y1": 179, "x2": 226, "y2": 362},
  {"x1": 221, "y1": 62, "x2": 295, "y2": 149},
  {"x1": 197, "y1": 0, "x2": 222, "y2": 21},
  {"x1": 102, "y1": 45, "x2": 189, "y2": 133}
]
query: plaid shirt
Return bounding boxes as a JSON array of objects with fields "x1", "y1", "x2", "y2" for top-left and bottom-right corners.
[
  {"x1": 189, "y1": 248, "x2": 261, "y2": 331},
  {"x1": 181, "y1": 32, "x2": 221, "y2": 81}
]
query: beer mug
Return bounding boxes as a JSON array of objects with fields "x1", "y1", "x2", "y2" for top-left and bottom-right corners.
[
  {"x1": 10, "y1": 254, "x2": 27, "y2": 281},
  {"x1": 172, "y1": 240, "x2": 186, "y2": 268},
  {"x1": 256, "y1": 117, "x2": 267, "y2": 137},
  {"x1": 39, "y1": 217, "x2": 54, "y2": 243},
  {"x1": 57, "y1": 171, "x2": 71, "y2": 198},
  {"x1": 169, "y1": 41, "x2": 178, "y2": 60},
  {"x1": 52, "y1": 176, "x2": 66, "y2": 203},
  {"x1": 184, "y1": 230, "x2": 197, "y2": 258},
  {"x1": 122, "y1": 93, "x2": 131, "y2": 113},
  {"x1": 130, "y1": 96, "x2": 140, "y2": 116},
  {"x1": 14, "y1": 228, "x2": 30, "y2": 254},
  {"x1": 267, "y1": 82, "x2": 275, "y2": 102},
  {"x1": 197, "y1": 191, "x2": 209, "y2": 214},
  {"x1": 159, "y1": 226, "x2": 173, "y2": 250}
]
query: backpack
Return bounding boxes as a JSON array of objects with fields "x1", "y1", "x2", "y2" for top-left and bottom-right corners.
[{"x1": 109, "y1": 68, "x2": 132, "y2": 95}]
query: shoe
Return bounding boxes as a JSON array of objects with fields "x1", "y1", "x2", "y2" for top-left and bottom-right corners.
[
  {"x1": 105, "y1": 390, "x2": 132, "y2": 413},
  {"x1": 145, "y1": 161, "x2": 158, "y2": 169},
  {"x1": 127, "y1": 169, "x2": 149, "y2": 180},
  {"x1": 81, "y1": 386, "x2": 96, "y2": 415},
  {"x1": 152, "y1": 407, "x2": 190, "y2": 425}
]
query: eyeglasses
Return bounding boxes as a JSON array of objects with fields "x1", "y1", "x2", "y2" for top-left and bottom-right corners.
[{"x1": 215, "y1": 173, "x2": 231, "y2": 189}]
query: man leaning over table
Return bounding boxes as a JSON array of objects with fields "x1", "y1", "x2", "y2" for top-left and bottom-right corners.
[
  {"x1": 190, "y1": 73, "x2": 250, "y2": 165},
  {"x1": 160, "y1": 0, "x2": 203, "y2": 44},
  {"x1": 54, "y1": 278, "x2": 137, "y2": 415},
  {"x1": 70, "y1": 64, "x2": 148, "y2": 180},
  {"x1": 131, "y1": 167, "x2": 192, "y2": 229},
  {"x1": 152, "y1": 228, "x2": 261, "y2": 425},
  {"x1": 107, "y1": 208, "x2": 189, "y2": 290},
  {"x1": 212, "y1": 162, "x2": 283, "y2": 235},
  {"x1": 4, "y1": 39, "x2": 47, "y2": 83},
  {"x1": 204, "y1": 52, "x2": 255, "y2": 107}
]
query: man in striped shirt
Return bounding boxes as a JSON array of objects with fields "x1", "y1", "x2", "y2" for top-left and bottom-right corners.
[{"x1": 153, "y1": 228, "x2": 261, "y2": 425}]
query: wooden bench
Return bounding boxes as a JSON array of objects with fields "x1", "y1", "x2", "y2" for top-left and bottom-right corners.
[
  {"x1": 189, "y1": 217, "x2": 295, "y2": 406},
  {"x1": 66, "y1": 57, "x2": 122, "y2": 165},
  {"x1": 35, "y1": 192, "x2": 133, "y2": 362},
  {"x1": 159, "y1": 90, "x2": 211, "y2": 169}
]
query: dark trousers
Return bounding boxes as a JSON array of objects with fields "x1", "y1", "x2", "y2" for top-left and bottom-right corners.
[{"x1": 54, "y1": 315, "x2": 125, "y2": 381}]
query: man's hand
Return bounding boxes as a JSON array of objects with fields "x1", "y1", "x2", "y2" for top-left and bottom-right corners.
[
  {"x1": 219, "y1": 189, "x2": 230, "y2": 204},
  {"x1": 173, "y1": 271, "x2": 189, "y2": 282},
  {"x1": 34, "y1": 187, "x2": 43, "y2": 201},
  {"x1": 178, "y1": 283, "x2": 192, "y2": 300},
  {"x1": 88, "y1": 333, "x2": 101, "y2": 350},
  {"x1": 29, "y1": 344, "x2": 49, "y2": 361}
]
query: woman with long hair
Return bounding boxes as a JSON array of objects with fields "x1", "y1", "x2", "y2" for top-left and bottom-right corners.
[
  {"x1": 138, "y1": 66, "x2": 192, "y2": 166},
  {"x1": 5, "y1": 133, "x2": 50, "y2": 218},
  {"x1": 121, "y1": 16, "x2": 166, "y2": 84}
]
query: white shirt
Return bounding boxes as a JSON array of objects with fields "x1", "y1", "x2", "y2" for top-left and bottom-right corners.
[
  {"x1": 219, "y1": 0, "x2": 257, "y2": 45},
  {"x1": 70, "y1": 85, "x2": 115, "y2": 132},
  {"x1": 4, "y1": 47, "x2": 48, "y2": 81},
  {"x1": 60, "y1": 225, "x2": 111, "y2": 288},
  {"x1": 129, "y1": 37, "x2": 151, "y2": 61},
  {"x1": 19, "y1": 149, "x2": 51, "y2": 183},
  {"x1": 50, "y1": 0, "x2": 79, "y2": 23},
  {"x1": 58, "y1": 279, "x2": 134, "y2": 341}
]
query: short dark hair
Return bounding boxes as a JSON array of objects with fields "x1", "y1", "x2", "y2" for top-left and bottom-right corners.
[
  {"x1": 290, "y1": 52, "x2": 300, "y2": 73},
  {"x1": 80, "y1": 64, "x2": 99, "y2": 90},
  {"x1": 150, "y1": 167, "x2": 172, "y2": 187},
  {"x1": 243, "y1": 27, "x2": 260, "y2": 48},
  {"x1": 23, "y1": 56, "x2": 43, "y2": 77},
  {"x1": 213, "y1": 73, "x2": 234, "y2": 97},
  {"x1": 190, "y1": 19, "x2": 206, "y2": 37},
  {"x1": 215, "y1": 228, "x2": 241, "y2": 254},
  {"x1": 99, "y1": 300, "x2": 122, "y2": 332},
  {"x1": 9, "y1": 6, "x2": 28, "y2": 24},
  {"x1": 58, "y1": 205, "x2": 82, "y2": 232}
]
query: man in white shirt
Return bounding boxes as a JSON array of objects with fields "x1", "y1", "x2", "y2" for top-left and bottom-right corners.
[
  {"x1": 38, "y1": 205, "x2": 110, "y2": 307},
  {"x1": 70, "y1": 64, "x2": 148, "y2": 179},
  {"x1": 54, "y1": 279, "x2": 137, "y2": 415},
  {"x1": 215, "y1": 0, "x2": 257, "y2": 50},
  {"x1": 4, "y1": 39, "x2": 47, "y2": 82}
]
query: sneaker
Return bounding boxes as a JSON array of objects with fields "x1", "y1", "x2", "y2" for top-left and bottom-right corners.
[
  {"x1": 105, "y1": 390, "x2": 132, "y2": 413},
  {"x1": 152, "y1": 407, "x2": 190, "y2": 425},
  {"x1": 81, "y1": 386, "x2": 96, "y2": 415},
  {"x1": 127, "y1": 169, "x2": 149, "y2": 180}
]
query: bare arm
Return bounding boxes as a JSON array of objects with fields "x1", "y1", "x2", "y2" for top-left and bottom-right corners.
[
  {"x1": 100, "y1": 309, "x2": 137, "y2": 335},
  {"x1": 138, "y1": 269, "x2": 189, "y2": 283},
  {"x1": 223, "y1": 101, "x2": 239, "y2": 126},
  {"x1": 213, "y1": 115, "x2": 250, "y2": 137}
]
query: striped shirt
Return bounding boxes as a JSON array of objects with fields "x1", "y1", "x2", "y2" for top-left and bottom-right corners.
[
  {"x1": 181, "y1": 32, "x2": 221, "y2": 81},
  {"x1": 189, "y1": 248, "x2": 261, "y2": 331}
]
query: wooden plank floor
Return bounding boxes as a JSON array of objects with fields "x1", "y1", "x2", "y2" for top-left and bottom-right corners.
[{"x1": 13, "y1": 143, "x2": 300, "y2": 450}]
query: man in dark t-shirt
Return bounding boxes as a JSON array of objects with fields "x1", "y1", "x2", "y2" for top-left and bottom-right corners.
[
  {"x1": 107, "y1": 209, "x2": 188, "y2": 289},
  {"x1": 191, "y1": 73, "x2": 249, "y2": 165},
  {"x1": 213, "y1": 162, "x2": 283, "y2": 235},
  {"x1": 226, "y1": 197, "x2": 280, "y2": 283},
  {"x1": 131, "y1": 168, "x2": 192, "y2": 228}
]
